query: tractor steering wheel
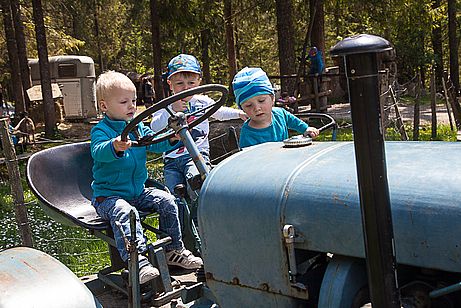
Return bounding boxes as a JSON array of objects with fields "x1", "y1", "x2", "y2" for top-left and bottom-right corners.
[{"x1": 121, "y1": 84, "x2": 228, "y2": 146}]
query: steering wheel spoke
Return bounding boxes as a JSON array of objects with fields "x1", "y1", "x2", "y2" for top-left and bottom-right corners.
[{"x1": 121, "y1": 84, "x2": 228, "y2": 147}]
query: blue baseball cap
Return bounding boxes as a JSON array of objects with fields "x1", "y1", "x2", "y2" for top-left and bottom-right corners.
[
  {"x1": 232, "y1": 67, "x2": 274, "y2": 108},
  {"x1": 167, "y1": 54, "x2": 201, "y2": 79}
]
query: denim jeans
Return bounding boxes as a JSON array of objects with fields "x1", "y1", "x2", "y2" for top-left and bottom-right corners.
[
  {"x1": 93, "y1": 187, "x2": 183, "y2": 262},
  {"x1": 163, "y1": 153, "x2": 210, "y2": 200}
]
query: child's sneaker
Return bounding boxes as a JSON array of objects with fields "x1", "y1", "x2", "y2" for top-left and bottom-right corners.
[
  {"x1": 139, "y1": 261, "x2": 159, "y2": 284},
  {"x1": 139, "y1": 264, "x2": 159, "y2": 284},
  {"x1": 166, "y1": 248, "x2": 203, "y2": 269}
]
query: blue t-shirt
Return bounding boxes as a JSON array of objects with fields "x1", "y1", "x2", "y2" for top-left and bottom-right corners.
[{"x1": 239, "y1": 107, "x2": 308, "y2": 148}]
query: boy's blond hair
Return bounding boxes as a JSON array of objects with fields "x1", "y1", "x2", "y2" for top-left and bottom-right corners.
[
  {"x1": 96, "y1": 71, "x2": 136, "y2": 105},
  {"x1": 169, "y1": 71, "x2": 201, "y2": 81}
]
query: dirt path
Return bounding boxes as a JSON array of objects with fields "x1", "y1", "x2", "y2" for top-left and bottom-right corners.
[{"x1": 325, "y1": 103, "x2": 452, "y2": 125}]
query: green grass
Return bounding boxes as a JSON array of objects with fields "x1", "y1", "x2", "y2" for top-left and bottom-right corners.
[
  {"x1": 316, "y1": 122, "x2": 456, "y2": 142},
  {"x1": 0, "y1": 117, "x2": 456, "y2": 278},
  {"x1": 385, "y1": 123, "x2": 457, "y2": 141},
  {"x1": 0, "y1": 154, "x2": 165, "y2": 277}
]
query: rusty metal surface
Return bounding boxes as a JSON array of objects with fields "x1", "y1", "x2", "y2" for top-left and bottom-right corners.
[
  {"x1": 0, "y1": 247, "x2": 100, "y2": 308},
  {"x1": 85, "y1": 269, "x2": 198, "y2": 307}
]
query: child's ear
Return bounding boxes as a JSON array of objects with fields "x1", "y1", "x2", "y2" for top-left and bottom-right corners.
[
  {"x1": 167, "y1": 79, "x2": 173, "y2": 91},
  {"x1": 99, "y1": 100, "x2": 107, "y2": 112}
]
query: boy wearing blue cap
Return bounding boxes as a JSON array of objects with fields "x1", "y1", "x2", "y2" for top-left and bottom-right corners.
[
  {"x1": 151, "y1": 54, "x2": 247, "y2": 199},
  {"x1": 233, "y1": 67, "x2": 319, "y2": 148}
]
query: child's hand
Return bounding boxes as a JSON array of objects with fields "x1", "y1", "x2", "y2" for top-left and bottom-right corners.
[
  {"x1": 304, "y1": 127, "x2": 320, "y2": 139},
  {"x1": 171, "y1": 99, "x2": 189, "y2": 112},
  {"x1": 238, "y1": 110, "x2": 249, "y2": 121},
  {"x1": 169, "y1": 133, "x2": 181, "y2": 142},
  {"x1": 113, "y1": 136, "x2": 132, "y2": 152}
]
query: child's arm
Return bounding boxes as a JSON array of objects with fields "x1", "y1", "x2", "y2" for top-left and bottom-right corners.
[
  {"x1": 282, "y1": 108, "x2": 319, "y2": 138},
  {"x1": 194, "y1": 95, "x2": 247, "y2": 121},
  {"x1": 91, "y1": 128, "x2": 130, "y2": 161},
  {"x1": 139, "y1": 122, "x2": 178, "y2": 153},
  {"x1": 283, "y1": 110, "x2": 320, "y2": 138},
  {"x1": 150, "y1": 109, "x2": 170, "y2": 133},
  {"x1": 282, "y1": 108, "x2": 308, "y2": 133},
  {"x1": 212, "y1": 106, "x2": 248, "y2": 121}
]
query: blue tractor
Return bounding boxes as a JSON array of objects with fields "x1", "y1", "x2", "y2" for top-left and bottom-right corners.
[{"x1": 2, "y1": 34, "x2": 461, "y2": 308}]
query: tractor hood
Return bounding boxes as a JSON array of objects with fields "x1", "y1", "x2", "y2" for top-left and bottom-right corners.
[{"x1": 199, "y1": 141, "x2": 461, "y2": 306}]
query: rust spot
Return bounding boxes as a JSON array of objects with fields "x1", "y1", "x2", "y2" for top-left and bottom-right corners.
[
  {"x1": 205, "y1": 272, "x2": 214, "y2": 280},
  {"x1": 0, "y1": 272, "x2": 15, "y2": 284},
  {"x1": 232, "y1": 277, "x2": 240, "y2": 285},
  {"x1": 260, "y1": 283, "x2": 269, "y2": 291}
]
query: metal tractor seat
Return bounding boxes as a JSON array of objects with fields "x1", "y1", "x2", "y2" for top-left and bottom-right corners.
[
  {"x1": 27, "y1": 142, "x2": 105, "y2": 230},
  {"x1": 26, "y1": 142, "x2": 182, "y2": 306}
]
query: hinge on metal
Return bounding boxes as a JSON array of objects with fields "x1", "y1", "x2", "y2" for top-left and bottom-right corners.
[{"x1": 283, "y1": 224, "x2": 306, "y2": 291}]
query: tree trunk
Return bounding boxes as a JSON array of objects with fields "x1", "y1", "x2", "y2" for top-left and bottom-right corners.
[
  {"x1": 200, "y1": 0, "x2": 212, "y2": 85},
  {"x1": 334, "y1": 0, "x2": 341, "y2": 39},
  {"x1": 150, "y1": 0, "x2": 163, "y2": 101},
  {"x1": 448, "y1": 0, "x2": 459, "y2": 95},
  {"x1": 11, "y1": 0, "x2": 32, "y2": 110},
  {"x1": 430, "y1": 0, "x2": 443, "y2": 93},
  {"x1": 224, "y1": 0, "x2": 237, "y2": 102},
  {"x1": 310, "y1": 0, "x2": 325, "y2": 63},
  {"x1": 275, "y1": 0, "x2": 297, "y2": 95},
  {"x1": 1, "y1": 0, "x2": 25, "y2": 115},
  {"x1": 201, "y1": 28, "x2": 211, "y2": 84},
  {"x1": 32, "y1": 0, "x2": 56, "y2": 137},
  {"x1": 94, "y1": 0, "x2": 104, "y2": 74},
  {"x1": 0, "y1": 119, "x2": 34, "y2": 247}
]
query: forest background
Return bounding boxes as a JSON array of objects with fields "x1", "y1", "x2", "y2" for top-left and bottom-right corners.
[
  {"x1": 0, "y1": 0, "x2": 460, "y2": 277},
  {"x1": 0, "y1": 0, "x2": 460, "y2": 135}
]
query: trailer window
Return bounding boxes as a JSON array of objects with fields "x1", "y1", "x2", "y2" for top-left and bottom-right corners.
[{"x1": 58, "y1": 64, "x2": 77, "y2": 78}]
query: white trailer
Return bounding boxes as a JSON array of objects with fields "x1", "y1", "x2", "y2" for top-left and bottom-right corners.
[{"x1": 28, "y1": 55, "x2": 98, "y2": 120}]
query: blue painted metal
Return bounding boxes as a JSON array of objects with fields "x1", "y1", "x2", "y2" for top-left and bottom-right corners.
[
  {"x1": 317, "y1": 256, "x2": 367, "y2": 307},
  {"x1": 429, "y1": 281, "x2": 461, "y2": 298},
  {"x1": 199, "y1": 141, "x2": 461, "y2": 307},
  {"x1": 0, "y1": 247, "x2": 101, "y2": 308}
]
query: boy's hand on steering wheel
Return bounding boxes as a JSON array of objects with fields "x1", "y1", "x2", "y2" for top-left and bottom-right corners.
[
  {"x1": 113, "y1": 135, "x2": 132, "y2": 152},
  {"x1": 171, "y1": 99, "x2": 189, "y2": 112},
  {"x1": 169, "y1": 133, "x2": 181, "y2": 142}
]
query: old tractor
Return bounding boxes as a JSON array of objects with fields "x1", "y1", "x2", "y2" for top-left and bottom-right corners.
[{"x1": 2, "y1": 34, "x2": 461, "y2": 308}]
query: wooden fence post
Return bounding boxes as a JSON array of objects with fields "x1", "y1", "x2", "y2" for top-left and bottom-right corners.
[
  {"x1": 413, "y1": 73, "x2": 421, "y2": 141},
  {"x1": 442, "y1": 76, "x2": 455, "y2": 131},
  {"x1": 430, "y1": 69, "x2": 437, "y2": 139},
  {"x1": 0, "y1": 118, "x2": 33, "y2": 247}
]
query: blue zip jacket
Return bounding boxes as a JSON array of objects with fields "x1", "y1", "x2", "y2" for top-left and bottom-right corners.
[
  {"x1": 239, "y1": 107, "x2": 308, "y2": 148},
  {"x1": 91, "y1": 116, "x2": 175, "y2": 200}
]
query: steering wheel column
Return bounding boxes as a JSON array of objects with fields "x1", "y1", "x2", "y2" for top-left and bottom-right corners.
[{"x1": 169, "y1": 112, "x2": 210, "y2": 179}]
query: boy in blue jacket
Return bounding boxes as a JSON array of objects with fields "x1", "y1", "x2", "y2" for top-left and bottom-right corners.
[
  {"x1": 91, "y1": 71, "x2": 202, "y2": 285},
  {"x1": 232, "y1": 67, "x2": 319, "y2": 148}
]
